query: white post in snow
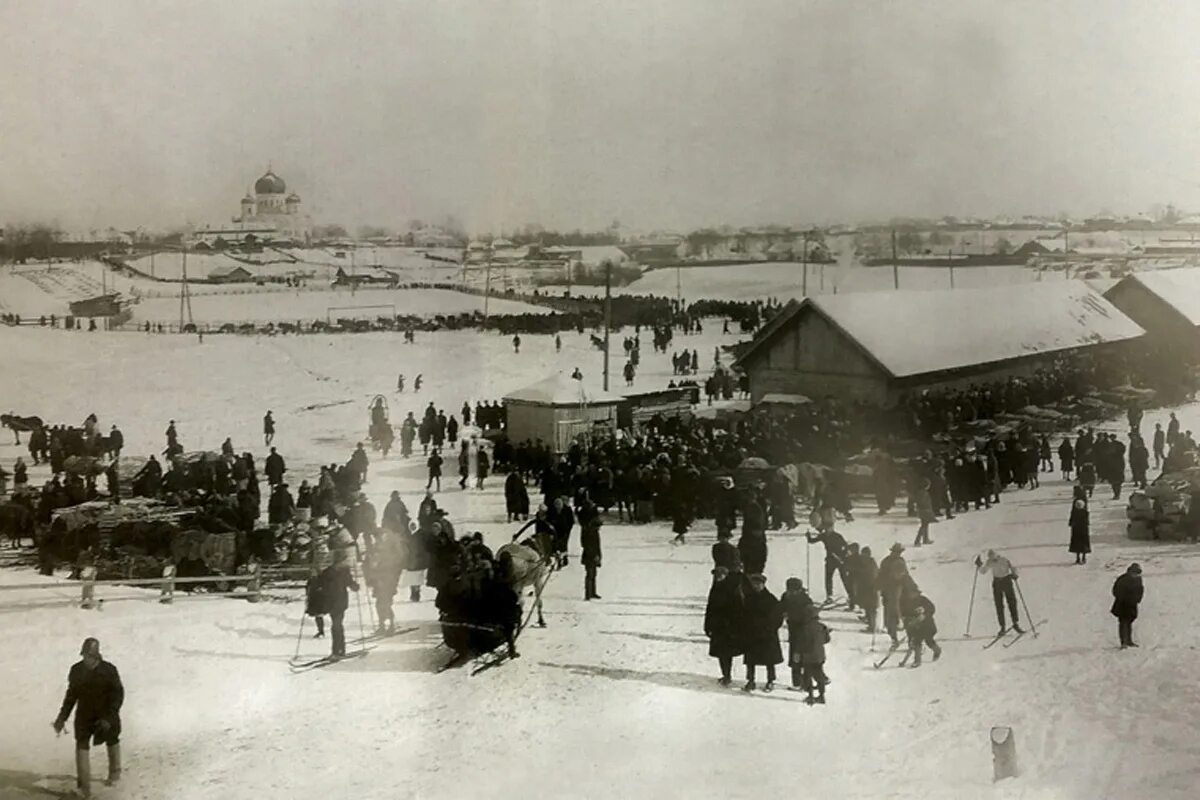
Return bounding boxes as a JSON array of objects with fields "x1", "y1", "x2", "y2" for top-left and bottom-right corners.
[
  {"x1": 80, "y1": 567, "x2": 97, "y2": 609},
  {"x1": 160, "y1": 563, "x2": 176, "y2": 604},
  {"x1": 990, "y1": 726, "x2": 1019, "y2": 781}
]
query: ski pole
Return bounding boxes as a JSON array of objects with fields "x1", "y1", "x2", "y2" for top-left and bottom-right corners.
[
  {"x1": 1015, "y1": 579, "x2": 1038, "y2": 637},
  {"x1": 965, "y1": 563, "x2": 980, "y2": 637},
  {"x1": 293, "y1": 611, "x2": 306, "y2": 662}
]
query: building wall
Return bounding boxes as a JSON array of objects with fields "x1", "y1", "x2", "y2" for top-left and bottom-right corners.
[
  {"x1": 746, "y1": 309, "x2": 890, "y2": 404},
  {"x1": 506, "y1": 402, "x2": 618, "y2": 451}
]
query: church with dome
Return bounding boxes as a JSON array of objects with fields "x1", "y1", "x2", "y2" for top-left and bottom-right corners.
[{"x1": 232, "y1": 167, "x2": 310, "y2": 241}]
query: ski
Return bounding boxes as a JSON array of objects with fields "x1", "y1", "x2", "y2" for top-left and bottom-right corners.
[
  {"x1": 470, "y1": 650, "x2": 519, "y2": 676},
  {"x1": 354, "y1": 625, "x2": 419, "y2": 645},
  {"x1": 872, "y1": 642, "x2": 902, "y2": 669},
  {"x1": 1002, "y1": 631, "x2": 1026, "y2": 648},
  {"x1": 289, "y1": 648, "x2": 369, "y2": 672},
  {"x1": 982, "y1": 632, "x2": 1007, "y2": 649}
]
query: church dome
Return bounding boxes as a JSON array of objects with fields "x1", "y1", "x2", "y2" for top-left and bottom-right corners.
[{"x1": 255, "y1": 170, "x2": 286, "y2": 194}]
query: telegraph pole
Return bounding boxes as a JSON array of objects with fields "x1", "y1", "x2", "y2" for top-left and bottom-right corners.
[
  {"x1": 483, "y1": 246, "x2": 493, "y2": 323},
  {"x1": 891, "y1": 229, "x2": 900, "y2": 290},
  {"x1": 179, "y1": 244, "x2": 193, "y2": 330},
  {"x1": 801, "y1": 231, "x2": 808, "y2": 296},
  {"x1": 948, "y1": 248, "x2": 955, "y2": 289},
  {"x1": 603, "y1": 260, "x2": 612, "y2": 391}
]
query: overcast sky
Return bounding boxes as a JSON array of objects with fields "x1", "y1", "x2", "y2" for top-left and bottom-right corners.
[{"x1": 2, "y1": 0, "x2": 1198, "y2": 234}]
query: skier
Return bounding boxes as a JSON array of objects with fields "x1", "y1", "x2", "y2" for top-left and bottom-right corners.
[
  {"x1": 877, "y1": 543, "x2": 909, "y2": 647},
  {"x1": 1069, "y1": 485, "x2": 1090, "y2": 565},
  {"x1": 740, "y1": 573, "x2": 783, "y2": 692},
  {"x1": 263, "y1": 411, "x2": 275, "y2": 446},
  {"x1": 513, "y1": 334, "x2": 521, "y2": 353},
  {"x1": 1111, "y1": 563, "x2": 1144, "y2": 648},
  {"x1": 414, "y1": 374, "x2": 423, "y2": 393},
  {"x1": 975, "y1": 549, "x2": 1023, "y2": 635},
  {"x1": 705, "y1": 565, "x2": 745, "y2": 686},
  {"x1": 52, "y1": 638, "x2": 123, "y2": 796},
  {"x1": 397, "y1": 373, "x2": 405, "y2": 393},
  {"x1": 555, "y1": 334, "x2": 562, "y2": 352},
  {"x1": 902, "y1": 590, "x2": 940, "y2": 667},
  {"x1": 805, "y1": 527, "x2": 852, "y2": 607},
  {"x1": 321, "y1": 544, "x2": 360, "y2": 659}
]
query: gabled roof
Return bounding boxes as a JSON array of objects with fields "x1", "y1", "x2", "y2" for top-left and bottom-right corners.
[
  {"x1": 737, "y1": 282, "x2": 1143, "y2": 379},
  {"x1": 208, "y1": 264, "x2": 252, "y2": 278},
  {"x1": 504, "y1": 374, "x2": 624, "y2": 406},
  {"x1": 1108, "y1": 267, "x2": 1200, "y2": 326}
]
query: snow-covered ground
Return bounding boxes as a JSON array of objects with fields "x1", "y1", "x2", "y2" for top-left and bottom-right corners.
[{"x1": 2, "y1": 323, "x2": 1200, "y2": 800}]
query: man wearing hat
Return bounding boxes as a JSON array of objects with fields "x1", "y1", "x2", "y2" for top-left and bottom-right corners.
[
  {"x1": 704, "y1": 565, "x2": 744, "y2": 686},
  {"x1": 877, "y1": 544, "x2": 909, "y2": 647},
  {"x1": 53, "y1": 638, "x2": 124, "y2": 796},
  {"x1": 1111, "y1": 563, "x2": 1144, "y2": 648}
]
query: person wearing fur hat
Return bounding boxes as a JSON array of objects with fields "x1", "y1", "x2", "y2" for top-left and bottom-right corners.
[
  {"x1": 53, "y1": 637, "x2": 124, "y2": 797},
  {"x1": 704, "y1": 566, "x2": 744, "y2": 685},
  {"x1": 1111, "y1": 563, "x2": 1144, "y2": 648},
  {"x1": 740, "y1": 573, "x2": 783, "y2": 692},
  {"x1": 1069, "y1": 485, "x2": 1090, "y2": 565}
]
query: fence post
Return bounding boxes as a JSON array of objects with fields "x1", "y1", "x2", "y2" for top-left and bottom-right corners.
[
  {"x1": 80, "y1": 567, "x2": 97, "y2": 609},
  {"x1": 160, "y1": 564, "x2": 176, "y2": 604},
  {"x1": 247, "y1": 562, "x2": 261, "y2": 603}
]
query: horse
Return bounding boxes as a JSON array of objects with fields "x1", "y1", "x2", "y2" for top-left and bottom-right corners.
[
  {"x1": 496, "y1": 532, "x2": 556, "y2": 629},
  {"x1": 1, "y1": 414, "x2": 44, "y2": 444}
]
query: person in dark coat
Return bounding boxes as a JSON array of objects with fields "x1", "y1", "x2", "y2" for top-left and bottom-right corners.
[
  {"x1": 714, "y1": 477, "x2": 738, "y2": 536},
  {"x1": 580, "y1": 494, "x2": 603, "y2": 600},
  {"x1": 268, "y1": 483, "x2": 295, "y2": 525},
  {"x1": 547, "y1": 497, "x2": 575, "y2": 568},
  {"x1": 795, "y1": 604, "x2": 829, "y2": 704},
  {"x1": 779, "y1": 577, "x2": 814, "y2": 689},
  {"x1": 912, "y1": 478, "x2": 935, "y2": 546},
  {"x1": 1069, "y1": 485, "x2": 1090, "y2": 565},
  {"x1": 1058, "y1": 438, "x2": 1075, "y2": 481},
  {"x1": 740, "y1": 573, "x2": 783, "y2": 692},
  {"x1": 476, "y1": 447, "x2": 490, "y2": 490},
  {"x1": 504, "y1": 471, "x2": 530, "y2": 522},
  {"x1": 53, "y1": 638, "x2": 124, "y2": 795},
  {"x1": 1078, "y1": 460, "x2": 1096, "y2": 498},
  {"x1": 705, "y1": 565, "x2": 745, "y2": 685},
  {"x1": 322, "y1": 547, "x2": 360, "y2": 658},
  {"x1": 903, "y1": 594, "x2": 940, "y2": 668},
  {"x1": 711, "y1": 528, "x2": 741, "y2": 572},
  {"x1": 426, "y1": 449, "x2": 443, "y2": 492},
  {"x1": 264, "y1": 447, "x2": 286, "y2": 486},
  {"x1": 805, "y1": 528, "x2": 852, "y2": 607},
  {"x1": 857, "y1": 546, "x2": 880, "y2": 633},
  {"x1": 447, "y1": 415, "x2": 459, "y2": 444},
  {"x1": 1111, "y1": 563, "x2": 1144, "y2": 648},
  {"x1": 738, "y1": 528, "x2": 768, "y2": 577},
  {"x1": 263, "y1": 411, "x2": 275, "y2": 446}
]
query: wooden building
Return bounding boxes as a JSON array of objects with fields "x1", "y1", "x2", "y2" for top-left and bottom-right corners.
[
  {"x1": 503, "y1": 374, "x2": 624, "y2": 452},
  {"x1": 735, "y1": 282, "x2": 1144, "y2": 406},
  {"x1": 1104, "y1": 268, "x2": 1200, "y2": 356}
]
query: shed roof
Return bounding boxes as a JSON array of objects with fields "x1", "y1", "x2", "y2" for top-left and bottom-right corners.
[
  {"x1": 208, "y1": 264, "x2": 252, "y2": 278},
  {"x1": 737, "y1": 282, "x2": 1143, "y2": 379},
  {"x1": 1109, "y1": 267, "x2": 1200, "y2": 326},
  {"x1": 504, "y1": 373, "x2": 625, "y2": 406}
]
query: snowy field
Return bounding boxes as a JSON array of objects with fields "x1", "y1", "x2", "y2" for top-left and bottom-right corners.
[{"x1": 2, "y1": 322, "x2": 1200, "y2": 800}]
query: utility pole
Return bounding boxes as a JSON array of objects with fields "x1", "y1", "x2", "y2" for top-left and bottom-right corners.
[
  {"x1": 676, "y1": 262, "x2": 682, "y2": 306},
  {"x1": 483, "y1": 248, "x2": 493, "y2": 323},
  {"x1": 150, "y1": 248, "x2": 155, "y2": 278},
  {"x1": 179, "y1": 244, "x2": 193, "y2": 330},
  {"x1": 1063, "y1": 227, "x2": 1070, "y2": 279},
  {"x1": 603, "y1": 260, "x2": 612, "y2": 392},
  {"x1": 891, "y1": 229, "x2": 900, "y2": 290},
  {"x1": 948, "y1": 248, "x2": 955, "y2": 289},
  {"x1": 801, "y1": 231, "x2": 808, "y2": 296}
]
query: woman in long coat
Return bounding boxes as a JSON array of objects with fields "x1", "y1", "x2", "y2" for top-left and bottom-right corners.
[
  {"x1": 504, "y1": 471, "x2": 530, "y2": 522},
  {"x1": 1069, "y1": 485, "x2": 1091, "y2": 565},
  {"x1": 740, "y1": 573, "x2": 783, "y2": 692},
  {"x1": 1058, "y1": 438, "x2": 1075, "y2": 481},
  {"x1": 704, "y1": 566, "x2": 744, "y2": 686}
]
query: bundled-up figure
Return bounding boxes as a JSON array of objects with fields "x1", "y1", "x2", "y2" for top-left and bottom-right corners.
[
  {"x1": 900, "y1": 582, "x2": 940, "y2": 667},
  {"x1": 794, "y1": 605, "x2": 830, "y2": 705},
  {"x1": 1111, "y1": 563, "x2": 1144, "y2": 649},
  {"x1": 505, "y1": 471, "x2": 530, "y2": 522},
  {"x1": 704, "y1": 565, "x2": 745, "y2": 686},
  {"x1": 579, "y1": 494, "x2": 603, "y2": 600},
  {"x1": 779, "y1": 577, "x2": 814, "y2": 689},
  {"x1": 856, "y1": 546, "x2": 880, "y2": 633},
  {"x1": 740, "y1": 573, "x2": 783, "y2": 692},
  {"x1": 321, "y1": 544, "x2": 360, "y2": 658},
  {"x1": 364, "y1": 528, "x2": 405, "y2": 632}
]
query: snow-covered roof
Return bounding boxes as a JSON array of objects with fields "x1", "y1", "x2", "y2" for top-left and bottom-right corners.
[
  {"x1": 504, "y1": 374, "x2": 624, "y2": 406},
  {"x1": 1113, "y1": 267, "x2": 1200, "y2": 325},
  {"x1": 739, "y1": 282, "x2": 1144, "y2": 379}
]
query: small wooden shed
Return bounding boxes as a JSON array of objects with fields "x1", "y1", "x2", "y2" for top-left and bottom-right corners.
[{"x1": 504, "y1": 374, "x2": 624, "y2": 452}]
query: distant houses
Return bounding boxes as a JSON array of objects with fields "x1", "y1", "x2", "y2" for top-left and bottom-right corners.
[
  {"x1": 735, "y1": 282, "x2": 1145, "y2": 406},
  {"x1": 207, "y1": 265, "x2": 254, "y2": 283}
]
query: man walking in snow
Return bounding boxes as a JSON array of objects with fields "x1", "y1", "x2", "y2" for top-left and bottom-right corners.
[
  {"x1": 1153, "y1": 423, "x2": 1166, "y2": 470},
  {"x1": 263, "y1": 410, "x2": 275, "y2": 446},
  {"x1": 976, "y1": 549, "x2": 1023, "y2": 635},
  {"x1": 53, "y1": 637, "x2": 124, "y2": 797},
  {"x1": 1111, "y1": 563, "x2": 1144, "y2": 648}
]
